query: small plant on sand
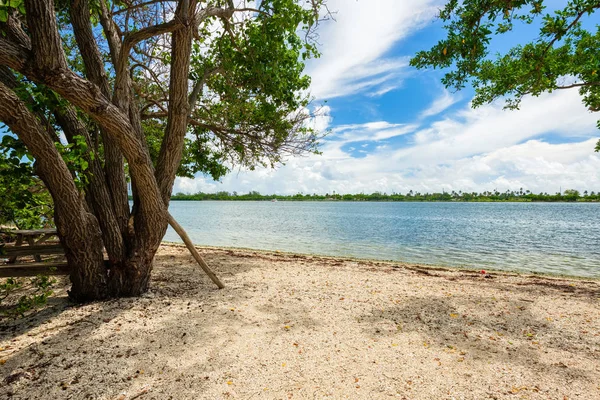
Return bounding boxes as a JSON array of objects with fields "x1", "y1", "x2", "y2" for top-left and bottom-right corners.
[{"x1": 0, "y1": 274, "x2": 56, "y2": 318}]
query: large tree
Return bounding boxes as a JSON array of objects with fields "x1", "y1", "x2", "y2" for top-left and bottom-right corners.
[
  {"x1": 0, "y1": 0, "x2": 323, "y2": 301},
  {"x1": 411, "y1": 0, "x2": 600, "y2": 150}
]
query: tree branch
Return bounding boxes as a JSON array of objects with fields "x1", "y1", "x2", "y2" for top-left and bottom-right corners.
[
  {"x1": 155, "y1": 0, "x2": 195, "y2": 204},
  {"x1": 15, "y1": 0, "x2": 167, "y2": 236},
  {"x1": 98, "y1": 0, "x2": 123, "y2": 68},
  {"x1": 0, "y1": 36, "x2": 29, "y2": 71},
  {"x1": 70, "y1": 0, "x2": 130, "y2": 234},
  {"x1": 555, "y1": 81, "x2": 600, "y2": 89},
  {"x1": 112, "y1": 0, "x2": 165, "y2": 16},
  {"x1": 1, "y1": 11, "x2": 31, "y2": 49},
  {"x1": 53, "y1": 105, "x2": 126, "y2": 262},
  {"x1": 0, "y1": 81, "x2": 85, "y2": 228},
  {"x1": 24, "y1": 0, "x2": 68, "y2": 71}
]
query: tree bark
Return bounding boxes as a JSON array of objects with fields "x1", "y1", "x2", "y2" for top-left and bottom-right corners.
[
  {"x1": 53, "y1": 106, "x2": 126, "y2": 263},
  {"x1": 0, "y1": 81, "x2": 109, "y2": 301},
  {"x1": 15, "y1": 0, "x2": 168, "y2": 300},
  {"x1": 156, "y1": 0, "x2": 196, "y2": 205},
  {"x1": 69, "y1": 0, "x2": 130, "y2": 235}
]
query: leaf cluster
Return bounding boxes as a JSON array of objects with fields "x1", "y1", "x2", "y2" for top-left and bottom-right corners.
[
  {"x1": 55, "y1": 135, "x2": 94, "y2": 190},
  {"x1": 410, "y1": 0, "x2": 600, "y2": 150},
  {"x1": 0, "y1": 135, "x2": 53, "y2": 229},
  {"x1": 0, "y1": 0, "x2": 25, "y2": 22},
  {"x1": 137, "y1": 0, "x2": 324, "y2": 179}
]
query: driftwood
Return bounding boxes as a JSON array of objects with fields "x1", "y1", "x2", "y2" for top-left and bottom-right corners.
[{"x1": 167, "y1": 212, "x2": 224, "y2": 289}]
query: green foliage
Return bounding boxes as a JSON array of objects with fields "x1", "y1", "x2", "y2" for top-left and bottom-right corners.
[
  {"x1": 0, "y1": 0, "x2": 26, "y2": 23},
  {"x1": 141, "y1": 119, "x2": 229, "y2": 180},
  {"x1": 178, "y1": 0, "x2": 322, "y2": 175},
  {"x1": 9, "y1": 76, "x2": 90, "y2": 186},
  {"x1": 0, "y1": 274, "x2": 56, "y2": 318},
  {"x1": 124, "y1": 0, "x2": 325, "y2": 181},
  {"x1": 1, "y1": 0, "x2": 324, "y2": 214},
  {"x1": 411, "y1": 0, "x2": 600, "y2": 150},
  {"x1": 171, "y1": 188, "x2": 598, "y2": 202},
  {"x1": 179, "y1": 133, "x2": 229, "y2": 180},
  {"x1": 55, "y1": 134, "x2": 94, "y2": 190},
  {"x1": 0, "y1": 134, "x2": 53, "y2": 229},
  {"x1": 14, "y1": 81, "x2": 66, "y2": 116}
]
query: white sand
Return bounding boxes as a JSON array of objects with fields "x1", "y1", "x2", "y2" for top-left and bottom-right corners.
[{"x1": 1, "y1": 244, "x2": 599, "y2": 399}]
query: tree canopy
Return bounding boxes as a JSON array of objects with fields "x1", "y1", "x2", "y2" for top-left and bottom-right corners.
[{"x1": 411, "y1": 0, "x2": 600, "y2": 150}]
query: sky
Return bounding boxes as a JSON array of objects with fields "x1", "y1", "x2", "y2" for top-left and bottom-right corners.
[{"x1": 172, "y1": 0, "x2": 600, "y2": 195}]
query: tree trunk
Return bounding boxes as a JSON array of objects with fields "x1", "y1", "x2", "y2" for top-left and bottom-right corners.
[
  {"x1": 0, "y1": 0, "x2": 212, "y2": 302},
  {"x1": 107, "y1": 247, "x2": 156, "y2": 297},
  {"x1": 0, "y1": 79, "x2": 111, "y2": 302},
  {"x1": 58, "y1": 212, "x2": 109, "y2": 301}
]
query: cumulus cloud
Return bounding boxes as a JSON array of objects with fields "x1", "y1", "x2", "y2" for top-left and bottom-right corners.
[
  {"x1": 393, "y1": 89, "x2": 598, "y2": 166},
  {"x1": 304, "y1": 105, "x2": 332, "y2": 132},
  {"x1": 171, "y1": 1, "x2": 600, "y2": 196},
  {"x1": 331, "y1": 121, "x2": 418, "y2": 144},
  {"x1": 173, "y1": 89, "x2": 600, "y2": 195}
]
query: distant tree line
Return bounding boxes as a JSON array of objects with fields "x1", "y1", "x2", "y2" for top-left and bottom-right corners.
[{"x1": 171, "y1": 189, "x2": 599, "y2": 202}]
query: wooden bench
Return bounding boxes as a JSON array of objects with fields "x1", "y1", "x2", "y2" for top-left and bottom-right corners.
[{"x1": 0, "y1": 229, "x2": 69, "y2": 277}]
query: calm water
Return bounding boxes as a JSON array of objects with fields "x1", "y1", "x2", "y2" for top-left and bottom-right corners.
[{"x1": 165, "y1": 201, "x2": 600, "y2": 278}]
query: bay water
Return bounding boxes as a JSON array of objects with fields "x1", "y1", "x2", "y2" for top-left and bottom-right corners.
[{"x1": 165, "y1": 201, "x2": 599, "y2": 278}]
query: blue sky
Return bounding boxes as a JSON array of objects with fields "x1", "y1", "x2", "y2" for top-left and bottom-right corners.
[{"x1": 173, "y1": 0, "x2": 600, "y2": 195}]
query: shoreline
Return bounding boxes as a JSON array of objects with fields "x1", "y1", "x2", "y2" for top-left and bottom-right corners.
[{"x1": 162, "y1": 241, "x2": 600, "y2": 282}]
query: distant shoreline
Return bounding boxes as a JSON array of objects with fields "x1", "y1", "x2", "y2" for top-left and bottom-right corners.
[
  {"x1": 168, "y1": 198, "x2": 600, "y2": 203},
  {"x1": 168, "y1": 190, "x2": 599, "y2": 202}
]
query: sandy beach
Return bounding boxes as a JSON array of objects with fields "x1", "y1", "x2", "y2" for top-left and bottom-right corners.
[{"x1": 1, "y1": 243, "x2": 599, "y2": 399}]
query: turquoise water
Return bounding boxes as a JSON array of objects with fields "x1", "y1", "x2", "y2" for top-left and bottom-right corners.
[{"x1": 164, "y1": 201, "x2": 600, "y2": 278}]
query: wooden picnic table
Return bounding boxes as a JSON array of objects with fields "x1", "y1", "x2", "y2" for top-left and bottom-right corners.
[
  {"x1": 1, "y1": 229, "x2": 60, "y2": 263},
  {"x1": 0, "y1": 229, "x2": 69, "y2": 277}
]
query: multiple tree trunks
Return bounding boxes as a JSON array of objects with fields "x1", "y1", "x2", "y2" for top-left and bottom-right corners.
[
  {"x1": 0, "y1": 0, "x2": 171, "y2": 301},
  {"x1": 0, "y1": 226, "x2": 223, "y2": 293},
  {"x1": 0, "y1": 0, "x2": 227, "y2": 301}
]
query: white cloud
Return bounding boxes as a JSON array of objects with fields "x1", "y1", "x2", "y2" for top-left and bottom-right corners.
[
  {"x1": 305, "y1": 105, "x2": 332, "y2": 132},
  {"x1": 419, "y1": 89, "x2": 460, "y2": 119},
  {"x1": 305, "y1": 0, "x2": 440, "y2": 99},
  {"x1": 367, "y1": 84, "x2": 403, "y2": 98},
  {"x1": 330, "y1": 121, "x2": 417, "y2": 144},
  {"x1": 392, "y1": 89, "x2": 598, "y2": 166},
  {"x1": 174, "y1": 176, "x2": 218, "y2": 194}
]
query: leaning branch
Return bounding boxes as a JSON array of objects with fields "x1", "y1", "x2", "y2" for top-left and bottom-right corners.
[{"x1": 167, "y1": 213, "x2": 224, "y2": 289}]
